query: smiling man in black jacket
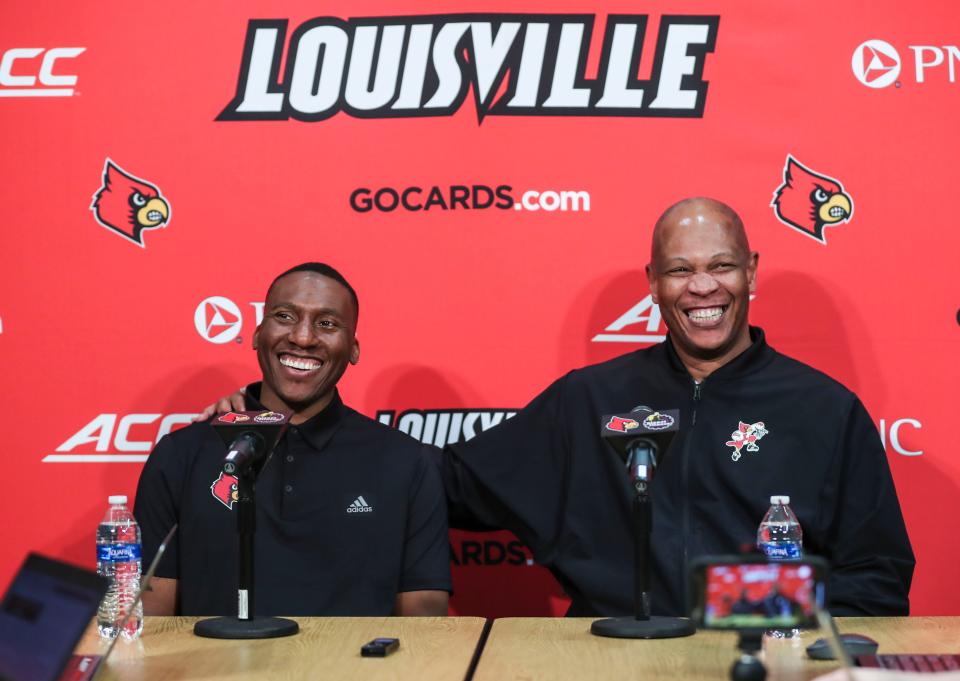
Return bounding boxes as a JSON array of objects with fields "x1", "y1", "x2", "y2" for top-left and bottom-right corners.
[
  {"x1": 440, "y1": 197, "x2": 914, "y2": 617},
  {"x1": 202, "y1": 198, "x2": 914, "y2": 617}
]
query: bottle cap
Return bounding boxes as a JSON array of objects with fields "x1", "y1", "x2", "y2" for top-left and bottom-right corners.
[
  {"x1": 770, "y1": 495, "x2": 790, "y2": 505},
  {"x1": 108, "y1": 495, "x2": 128, "y2": 505}
]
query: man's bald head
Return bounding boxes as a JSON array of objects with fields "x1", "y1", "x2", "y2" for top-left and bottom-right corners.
[{"x1": 651, "y1": 197, "x2": 749, "y2": 264}]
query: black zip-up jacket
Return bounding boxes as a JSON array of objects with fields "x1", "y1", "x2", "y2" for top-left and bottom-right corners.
[{"x1": 440, "y1": 328, "x2": 914, "y2": 616}]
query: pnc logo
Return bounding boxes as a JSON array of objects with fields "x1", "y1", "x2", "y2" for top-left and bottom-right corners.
[
  {"x1": 851, "y1": 40, "x2": 901, "y2": 88},
  {"x1": 0, "y1": 47, "x2": 85, "y2": 97},
  {"x1": 852, "y1": 39, "x2": 960, "y2": 88},
  {"x1": 195, "y1": 296, "x2": 244, "y2": 344}
]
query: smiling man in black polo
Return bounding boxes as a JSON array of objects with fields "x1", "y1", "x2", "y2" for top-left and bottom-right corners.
[{"x1": 134, "y1": 263, "x2": 450, "y2": 616}]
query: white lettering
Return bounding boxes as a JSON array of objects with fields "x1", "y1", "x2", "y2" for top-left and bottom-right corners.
[
  {"x1": 237, "y1": 28, "x2": 284, "y2": 112},
  {"x1": 0, "y1": 48, "x2": 42, "y2": 86},
  {"x1": 910, "y1": 45, "x2": 943, "y2": 83},
  {"x1": 156, "y1": 414, "x2": 197, "y2": 441},
  {"x1": 880, "y1": 418, "x2": 923, "y2": 457},
  {"x1": 539, "y1": 190, "x2": 560, "y2": 211},
  {"x1": 946, "y1": 46, "x2": 960, "y2": 82},
  {"x1": 345, "y1": 25, "x2": 405, "y2": 110},
  {"x1": 650, "y1": 23, "x2": 710, "y2": 109},
  {"x1": 544, "y1": 23, "x2": 591, "y2": 107},
  {"x1": 115, "y1": 414, "x2": 161, "y2": 452},
  {"x1": 393, "y1": 24, "x2": 432, "y2": 108},
  {"x1": 38, "y1": 47, "x2": 85, "y2": 86},
  {"x1": 472, "y1": 22, "x2": 520, "y2": 104},
  {"x1": 592, "y1": 295, "x2": 665, "y2": 343},
  {"x1": 289, "y1": 25, "x2": 348, "y2": 114},
  {"x1": 250, "y1": 301, "x2": 265, "y2": 325},
  {"x1": 397, "y1": 412, "x2": 424, "y2": 439},
  {"x1": 508, "y1": 23, "x2": 548, "y2": 107},
  {"x1": 426, "y1": 23, "x2": 470, "y2": 108},
  {"x1": 561, "y1": 190, "x2": 590, "y2": 211},
  {"x1": 597, "y1": 23, "x2": 645, "y2": 108},
  {"x1": 56, "y1": 414, "x2": 117, "y2": 452}
]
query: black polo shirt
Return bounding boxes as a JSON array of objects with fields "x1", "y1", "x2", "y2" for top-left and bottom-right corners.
[{"x1": 134, "y1": 387, "x2": 450, "y2": 616}]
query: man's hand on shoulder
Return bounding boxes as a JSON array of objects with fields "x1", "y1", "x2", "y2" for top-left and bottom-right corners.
[
  {"x1": 192, "y1": 386, "x2": 249, "y2": 423},
  {"x1": 394, "y1": 590, "x2": 448, "y2": 616}
]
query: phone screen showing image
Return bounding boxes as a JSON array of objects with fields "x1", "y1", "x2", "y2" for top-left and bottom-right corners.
[{"x1": 702, "y1": 562, "x2": 823, "y2": 630}]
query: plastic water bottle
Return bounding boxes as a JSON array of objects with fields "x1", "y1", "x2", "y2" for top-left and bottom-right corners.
[
  {"x1": 757, "y1": 495, "x2": 802, "y2": 639},
  {"x1": 96, "y1": 495, "x2": 143, "y2": 640},
  {"x1": 757, "y1": 495, "x2": 802, "y2": 560}
]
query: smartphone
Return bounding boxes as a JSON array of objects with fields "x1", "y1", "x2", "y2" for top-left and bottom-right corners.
[
  {"x1": 689, "y1": 555, "x2": 827, "y2": 631},
  {"x1": 360, "y1": 637, "x2": 400, "y2": 657}
]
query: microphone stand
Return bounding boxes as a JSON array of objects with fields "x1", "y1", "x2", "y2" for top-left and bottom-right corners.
[
  {"x1": 195, "y1": 429, "x2": 298, "y2": 639},
  {"x1": 592, "y1": 441, "x2": 695, "y2": 639}
]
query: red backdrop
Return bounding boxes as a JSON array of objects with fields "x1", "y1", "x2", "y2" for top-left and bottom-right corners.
[{"x1": 1, "y1": 1, "x2": 957, "y2": 616}]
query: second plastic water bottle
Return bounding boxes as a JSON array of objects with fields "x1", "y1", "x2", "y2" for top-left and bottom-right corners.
[
  {"x1": 757, "y1": 495, "x2": 802, "y2": 560},
  {"x1": 757, "y1": 494, "x2": 802, "y2": 639},
  {"x1": 96, "y1": 495, "x2": 143, "y2": 640}
]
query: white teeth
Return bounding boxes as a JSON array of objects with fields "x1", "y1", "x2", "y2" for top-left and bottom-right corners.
[
  {"x1": 688, "y1": 307, "x2": 724, "y2": 321},
  {"x1": 280, "y1": 356, "x2": 322, "y2": 371}
]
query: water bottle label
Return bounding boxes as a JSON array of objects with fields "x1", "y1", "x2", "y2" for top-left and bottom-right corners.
[
  {"x1": 759, "y1": 542, "x2": 801, "y2": 560},
  {"x1": 97, "y1": 543, "x2": 142, "y2": 562}
]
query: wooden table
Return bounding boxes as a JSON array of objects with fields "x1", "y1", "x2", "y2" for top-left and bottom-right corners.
[
  {"x1": 75, "y1": 616, "x2": 487, "y2": 681},
  {"x1": 470, "y1": 617, "x2": 960, "y2": 681}
]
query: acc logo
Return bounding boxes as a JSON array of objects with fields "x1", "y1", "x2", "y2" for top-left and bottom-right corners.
[
  {"x1": 211, "y1": 472, "x2": 239, "y2": 509},
  {"x1": 44, "y1": 413, "x2": 197, "y2": 463},
  {"x1": 606, "y1": 416, "x2": 640, "y2": 432},
  {"x1": 91, "y1": 159, "x2": 170, "y2": 247},
  {"x1": 195, "y1": 296, "x2": 243, "y2": 344},
  {"x1": 642, "y1": 412, "x2": 674, "y2": 431},
  {"x1": 592, "y1": 295, "x2": 666, "y2": 344},
  {"x1": 852, "y1": 40, "x2": 901, "y2": 88},
  {"x1": 772, "y1": 156, "x2": 853, "y2": 244},
  {"x1": 218, "y1": 412, "x2": 250, "y2": 423},
  {"x1": 0, "y1": 47, "x2": 85, "y2": 97},
  {"x1": 254, "y1": 411, "x2": 285, "y2": 423},
  {"x1": 725, "y1": 421, "x2": 769, "y2": 462}
]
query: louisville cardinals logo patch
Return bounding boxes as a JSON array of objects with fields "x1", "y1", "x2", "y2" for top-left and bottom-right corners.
[
  {"x1": 91, "y1": 158, "x2": 170, "y2": 247},
  {"x1": 725, "y1": 421, "x2": 769, "y2": 462},
  {"x1": 606, "y1": 416, "x2": 640, "y2": 432},
  {"x1": 211, "y1": 471, "x2": 239, "y2": 509},
  {"x1": 771, "y1": 155, "x2": 853, "y2": 244}
]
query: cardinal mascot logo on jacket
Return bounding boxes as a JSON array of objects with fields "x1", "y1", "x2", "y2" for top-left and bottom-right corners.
[
  {"x1": 771, "y1": 155, "x2": 853, "y2": 244},
  {"x1": 91, "y1": 159, "x2": 170, "y2": 247}
]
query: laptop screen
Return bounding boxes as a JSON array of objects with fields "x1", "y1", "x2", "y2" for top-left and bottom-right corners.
[{"x1": 0, "y1": 555, "x2": 108, "y2": 681}]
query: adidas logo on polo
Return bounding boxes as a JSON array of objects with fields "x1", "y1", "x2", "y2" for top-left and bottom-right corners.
[{"x1": 347, "y1": 495, "x2": 374, "y2": 513}]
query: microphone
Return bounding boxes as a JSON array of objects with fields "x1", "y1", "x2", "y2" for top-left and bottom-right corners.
[
  {"x1": 210, "y1": 411, "x2": 289, "y2": 476},
  {"x1": 222, "y1": 431, "x2": 266, "y2": 476},
  {"x1": 600, "y1": 406, "x2": 680, "y2": 492}
]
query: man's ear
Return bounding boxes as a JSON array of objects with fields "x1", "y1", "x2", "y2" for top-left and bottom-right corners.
[
  {"x1": 350, "y1": 337, "x2": 360, "y2": 365},
  {"x1": 252, "y1": 324, "x2": 261, "y2": 351},
  {"x1": 645, "y1": 263, "x2": 659, "y2": 304},
  {"x1": 747, "y1": 252, "x2": 759, "y2": 293}
]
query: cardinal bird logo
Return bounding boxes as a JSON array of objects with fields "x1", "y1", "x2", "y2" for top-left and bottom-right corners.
[
  {"x1": 211, "y1": 472, "x2": 239, "y2": 509},
  {"x1": 606, "y1": 416, "x2": 640, "y2": 432},
  {"x1": 771, "y1": 155, "x2": 853, "y2": 244},
  {"x1": 91, "y1": 159, "x2": 170, "y2": 247}
]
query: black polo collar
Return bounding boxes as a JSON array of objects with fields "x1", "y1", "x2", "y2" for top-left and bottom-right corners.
[
  {"x1": 660, "y1": 325, "x2": 777, "y2": 382},
  {"x1": 244, "y1": 382, "x2": 345, "y2": 453}
]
